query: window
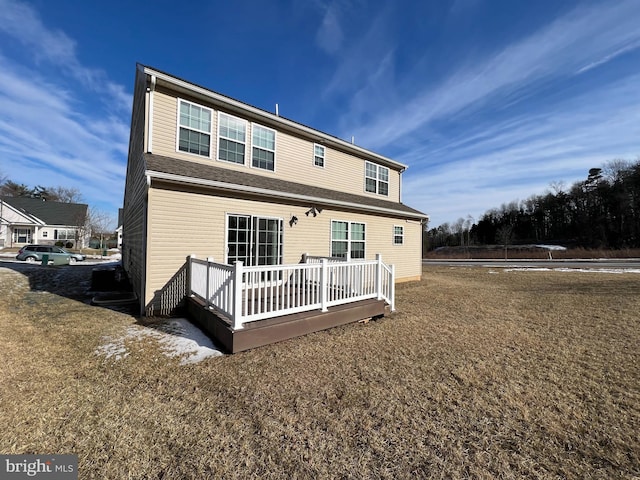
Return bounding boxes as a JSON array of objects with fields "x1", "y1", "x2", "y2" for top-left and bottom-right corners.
[
  {"x1": 393, "y1": 225, "x2": 404, "y2": 245},
  {"x1": 218, "y1": 112, "x2": 247, "y2": 164},
  {"x1": 54, "y1": 229, "x2": 75, "y2": 240},
  {"x1": 314, "y1": 144, "x2": 325, "y2": 167},
  {"x1": 178, "y1": 100, "x2": 212, "y2": 157},
  {"x1": 42, "y1": 231, "x2": 48, "y2": 238},
  {"x1": 227, "y1": 214, "x2": 283, "y2": 266},
  {"x1": 251, "y1": 124, "x2": 276, "y2": 171},
  {"x1": 331, "y1": 221, "x2": 366, "y2": 259},
  {"x1": 365, "y1": 161, "x2": 389, "y2": 196}
]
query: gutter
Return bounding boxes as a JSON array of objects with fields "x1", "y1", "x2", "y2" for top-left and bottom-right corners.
[{"x1": 146, "y1": 169, "x2": 428, "y2": 220}]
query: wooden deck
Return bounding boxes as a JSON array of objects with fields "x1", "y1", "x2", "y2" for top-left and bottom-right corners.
[{"x1": 187, "y1": 295, "x2": 388, "y2": 353}]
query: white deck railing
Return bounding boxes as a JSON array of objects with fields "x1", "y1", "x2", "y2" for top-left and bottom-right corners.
[{"x1": 188, "y1": 254, "x2": 395, "y2": 330}]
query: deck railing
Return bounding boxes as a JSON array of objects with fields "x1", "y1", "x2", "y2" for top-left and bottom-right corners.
[{"x1": 188, "y1": 254, "x2": 395, "y2": 330}]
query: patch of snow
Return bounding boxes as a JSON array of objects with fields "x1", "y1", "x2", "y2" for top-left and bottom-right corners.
[
  {"x1": 96, "y1": 318, "x2": 224, "y2": 364},
  {"x1": 504, "y1": 267, "x2": 640, "y2": 274},
  {"x1": 534, "y1": 244, "x2": 567, "y2": 251}
]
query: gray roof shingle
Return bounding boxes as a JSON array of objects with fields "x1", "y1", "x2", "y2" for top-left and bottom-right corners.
[
  {"x1": 144, "y1": 154, "x2": 427, "y2": 219},
  {"x1": 1, "y1": 196, "x2": 88, "y2": 226}
]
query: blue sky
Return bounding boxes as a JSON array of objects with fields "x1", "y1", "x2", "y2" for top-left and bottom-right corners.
[{"x1": 0, "y1": 0, "x2": 639, "y2": 229}]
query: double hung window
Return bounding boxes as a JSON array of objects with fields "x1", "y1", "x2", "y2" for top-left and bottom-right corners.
[
  {"x1": 314, "y1": 144, "x2": 325, "y2": 167},
  {"x1": 218, "y1": 113, "x2": 247, "y2": 164},
  {"x1": 393, "y1": 226, "x2": 404, "y2": 245},
  {"x1": 331, "y1": 221, "x2": 366, "y2": 259},
  {"x1": 178, "y1": 100, "x2": 212, "y2": 157},
  {"x1": 365, "y1": 161, "x2": 389, "y2": 196},
  {"x1": 251, "y1": 124, "x2": 276, "y2": 171}
]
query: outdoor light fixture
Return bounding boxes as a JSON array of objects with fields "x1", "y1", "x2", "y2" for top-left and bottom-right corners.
[
  {"x1": 305, "y1": 206, "x2": 322, "y2": 217},
  {"x1": 289, "y1": 215, "x2": 298, "y2": 227}
]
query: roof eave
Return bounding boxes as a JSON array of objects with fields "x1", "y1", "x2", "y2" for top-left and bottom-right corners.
[{"x1": 146, "y1": 169, "x2": 427, "y2": 220}]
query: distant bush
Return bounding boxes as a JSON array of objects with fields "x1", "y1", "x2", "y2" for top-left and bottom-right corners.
[
  {"x1": 55, "y1": 241, "x2": 64, "y2": 247},
  {"x1": 65, "y1": 242, "x2": 73, "y2": 249}
]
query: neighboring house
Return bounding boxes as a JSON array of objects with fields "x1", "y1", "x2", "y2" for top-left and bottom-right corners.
[
  {"x1": 0, "y1": 196, "x2": 88, "y2": 248},
  {"x1": 122, "y1": 64, "x2": 428, "y2": 349}
]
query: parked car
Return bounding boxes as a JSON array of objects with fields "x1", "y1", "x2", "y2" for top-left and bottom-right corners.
[{"x1": 16, "y1": 245, "x2": 86, "y2": 263}]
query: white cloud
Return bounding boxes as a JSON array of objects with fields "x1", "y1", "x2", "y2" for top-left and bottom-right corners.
[
  {"x1": 343, "y1": 0, "x2": 640, "y2": 150},
  {"x1": 0, "y1": 0, "x2": 130, "y2": 213},
  {"x1": 315, "y1": 3, "x2": 344, "y2": 54}
]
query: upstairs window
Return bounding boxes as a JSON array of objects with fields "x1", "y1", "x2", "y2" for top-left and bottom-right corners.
[
  {"x1": 314, "y1": 144, "x2": 325, "y2": 167},
  {"x1": 218, "y1": 112, "x2": 247, "y2": 164},
  {"x1": 393, "y1": 225, "x2": 404, "y2": 245},
  {"x1": 365, "y1": 161, "x2": 389, "y2": 196},
  {"x1": 178, "y1": 100, "x2": 212, "y2": 157},
  {"x1": 251, "y1": 124, "x2": 276, "y2": 171},
  {"x1": 331, "y1": 221, "x2": 366, "y2": 259}
]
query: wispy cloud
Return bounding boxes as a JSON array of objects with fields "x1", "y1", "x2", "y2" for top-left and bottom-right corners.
[
  {"x1": 345, "y1": 0, "x2": 640, "y2": 151},
  {"x1": 0, "y1": 0, "x2": 131, "y2": 113},
  {"x1": 0, "y1": 0, "x2": 129, "y2": 221}
]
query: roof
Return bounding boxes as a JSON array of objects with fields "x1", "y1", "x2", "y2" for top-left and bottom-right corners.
[
  {"x1": 141, "y1": 64, "x2": 408, "y2": 173},
  {"x1": 145, "y1": 154, "x2": 427, "y2": 220},
  {"x1": 0, "y1": 196, "x2": 88, "y2": 226}
]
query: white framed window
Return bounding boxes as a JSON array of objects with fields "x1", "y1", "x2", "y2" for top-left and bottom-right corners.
[
  {"x1": 331, "y1": 221, "x2": 366, "y2": 259},
  {"x1": 393, "y1": 225, "x2": 404, "y2": 245},
  {"x1": 226, "y1": 214, "x2": 283, "y2": 266},
  {"x1": 42, "y1": 231, "x2": 48, "y2": 238},
  {"x1": 54, "y1": 229, "x2": 76, "y2": 240},
  {"x1": 314, "y1": 144, "x2": 325, "y2": 168},
  {"x1": 251, "y1": 124, "x2": 276, "y2": 171},
  {"x1": 218, "y1": 112, "x2": 247, "y2": 164},
  {"x1": 365, "y1": 161, "x2": 389, "y2": 196},
  {"x1": 177, "y1": 99, "x2": 212, "y2": 157}
]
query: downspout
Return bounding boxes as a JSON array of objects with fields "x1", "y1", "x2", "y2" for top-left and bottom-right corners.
[
  {"x1": 140, "y1": 174, "x2": 151, "y2": 316},
  {"x1": 146, "y1": 75, "x2": 156, "y2": 153},
  {"x1": 399, "y1": 165, "x2": 406, "y2": 203}
]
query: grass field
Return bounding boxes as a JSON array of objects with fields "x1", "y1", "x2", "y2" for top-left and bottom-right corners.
[{"x1": 1, "y1": 263, "x2": 638, "y2": 479}]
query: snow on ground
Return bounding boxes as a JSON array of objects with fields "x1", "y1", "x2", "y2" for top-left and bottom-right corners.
[
  {"x1": 96, "y1": 318, "x2": 224, "y2": 364},
  {"x1": 504, "y1": 267, "x2": 640, "y2": 274}
]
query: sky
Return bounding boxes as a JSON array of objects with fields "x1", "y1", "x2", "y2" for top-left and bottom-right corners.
[{"x1": 0, "y1": 0, "x2": 639, "y2": 229}]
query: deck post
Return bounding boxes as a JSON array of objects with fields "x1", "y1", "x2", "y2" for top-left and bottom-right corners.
[
  {"x1": 376, "y1": 254, "x2": 383, "y2": 301},
  {"x1": 320, "y1": 258, "x2": 328, "y2": 312},
  {"x1": 206, "y1": 257, "x2": 214, "y2": 307},
  {"x1": 232, "y1": 261, "x2": 244, "y2": 330},
  {"x1": 187, "y1": 254, "x2": 195, "y2": 297},
  {"x1": 390, "y1": 263, "x2": 396, "y2": 312}
]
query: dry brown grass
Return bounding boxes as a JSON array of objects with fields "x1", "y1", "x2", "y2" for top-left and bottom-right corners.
[{"x1": 1, "y1": 263, "x2": 638, "y2": 479}]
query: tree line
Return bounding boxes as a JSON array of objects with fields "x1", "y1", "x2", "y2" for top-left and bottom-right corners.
[{"x1": 427, "y1": 158, "x2": 640, "y2": 250}]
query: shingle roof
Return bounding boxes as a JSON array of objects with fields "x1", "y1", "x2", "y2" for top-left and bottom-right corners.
[
  {"x1": 0, "y1": 196, "x2": 88, "y2": 226},
  {"x1": 144, "y1": 154, "x2": 427, "y2": 219}
]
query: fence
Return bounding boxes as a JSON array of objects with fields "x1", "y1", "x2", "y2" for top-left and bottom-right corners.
[{"x1": 188, "y1": 254, "x2": 394, "y2": 330}]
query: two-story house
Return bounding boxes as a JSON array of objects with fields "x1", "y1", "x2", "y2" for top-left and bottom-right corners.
[{"x1": 122, "y1": 64, "x2": 427, "y2": 350}]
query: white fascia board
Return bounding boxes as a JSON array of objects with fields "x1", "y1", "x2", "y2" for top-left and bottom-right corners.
[
  {"x1": 146, "y1": 170, "x2": 426, "y2": 220},
  {"x1": 143, "y1": 66, "x2": 408, "y2": 172}
]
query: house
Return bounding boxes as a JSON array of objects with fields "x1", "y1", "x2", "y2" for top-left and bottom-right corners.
[
  {"x1": 0, "y1": 196, "x2": 88, "y2": 248},
  {"x1": 122, "y1": 64, "x2": 428, "y2": 351}
]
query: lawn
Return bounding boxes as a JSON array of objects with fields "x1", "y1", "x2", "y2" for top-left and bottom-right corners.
[{"x1": 1, "y1": 263, "x2": 638, "y2": 479}]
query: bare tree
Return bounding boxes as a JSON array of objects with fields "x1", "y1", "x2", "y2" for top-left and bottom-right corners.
[
  {"x1": 496, "y1": 225, "x2": 514, "y2": 259},
  {"x1": 87, "y1": 207, "x2": 115, "y2": 252}
]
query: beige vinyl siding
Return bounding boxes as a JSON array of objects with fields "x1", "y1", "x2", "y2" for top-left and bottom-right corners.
[
  {"x1": 150, "y1": 89, "x2": 400, "y2": 201},
  {"x1": 143, "y1": 185, "x2": 422, "y2": 313},
  {"x1": 122, "y1": 66, "x2": 150, "y2": 308}
]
